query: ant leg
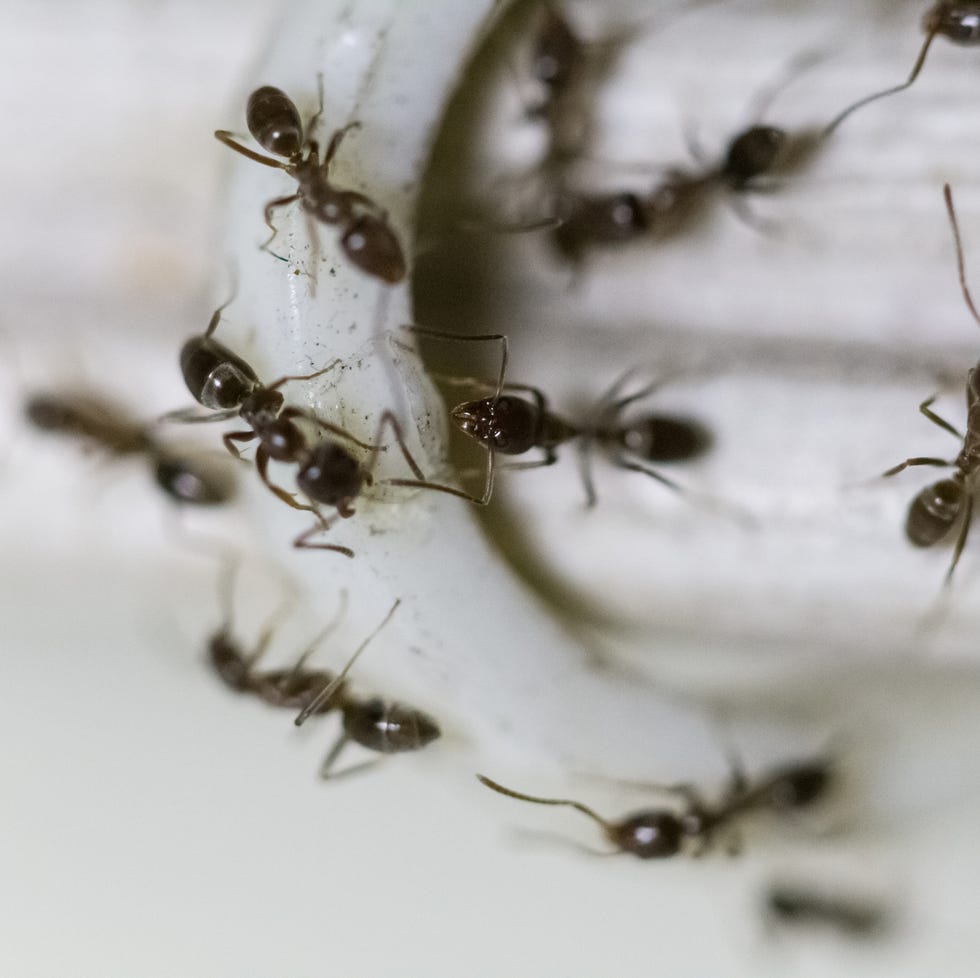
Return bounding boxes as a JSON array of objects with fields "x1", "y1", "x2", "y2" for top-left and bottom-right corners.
[
  {"x1": 318, "y1": 733, "x2": 382, "y2": 781},
  {"x1": 277, "y1": 407, "x2": 375, "y2": 451},
  {"x1": 223, "y1": 429, "x2": 256, "y2": 459},
  {"x1": 499, "y1": 446, "x2": 558, "y2": 472},
  {"x1": 214, "y1": 131, "x2": 288, "y2": 169},
  {"x1": 308, "y1": 73, "x2": 326, "y2": 137},
  {"x1": 204, "y1": 282, "x2": 238, "y2": 339},
  {"x1": 615, "y1": 458, "x2": 686, "y2": 494},
  {"x1": 293, "y1": 513, "x2": 354, "y2": 558},
  {"x1": 882, "y1": 457, "x2": 950, "y2": 478},
  {"x1": 260, "y1": 193, "x2": 302, "y2": 252},
  {"x1": 266, "y1": 359, "x2": 342, "y2": 391},
  {"x1": 919, "y1": 395, "x2": 963, "y2": 440},
  {"x1": 156, "y1": 406, "x2": 238, "y2": 425},
  {"x1": 255, "y1": 446, "x2": 315, "y2": 511},
  {"x1": 944, "y1": 493, "x2": 974, "y2": 586},
  {"x1": 577, "y1": 437, "x2": 599, "y2": 509},
  {"x1": 405, "y1": 327, "x2": 509, "y2": 400},
  {"x1": 321, "y1": 121, "x2": 362, "y2": 167},
  {"x1": 823, "y1": 30, "x2": 938, "y2": 137},
  {"x1": 945, "y1": 184, "x2": 980, "y2": 329},
  {"x1": 375, "y1": 409, "x2": 497, "y2": 505}
]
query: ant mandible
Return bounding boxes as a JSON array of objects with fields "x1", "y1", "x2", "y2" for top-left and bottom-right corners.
[
  {"x1": 215, "y1": 79, "x2": 406, "y2": 283},
  {"x1": 477, "y1": 756, "x2": 832, "y2": 859},
  {"x1": 26, "y1": 391, "x2": 235, "y2": 506},
  {"x1": 825, "y1": 2, "x2": 980, "y2": 135},
  {"x1": 881, "y1": 183, "x2": 980, "y2": 584}
]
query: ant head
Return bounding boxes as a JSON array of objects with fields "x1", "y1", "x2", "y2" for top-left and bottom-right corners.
[
  {"x1": 343, "y1": 698, "x2": 441, "y2": 754},
  {"x1": 725, "y1": 125, "x2": 786, "y2": 186},
  {"x1": 924, "y1": 3, "x2": 980, "y2": 42},
  {"x1": 452, "y1": 395, "x2": 540, "y2": 455},
  {"x1": 610, "y1": 810, "x2": 686, "y2": 859},
  {"x1": 180, "y1": 336, "x2": 259, "y2": 411},
  {"x1": 532, "y1": 5, "x2": 581, "y2": 89},
  {"x1": 240, "y1": 387, "x2": 285, "y2": 423},
  {"x1": 296, "y1": 439, "x2": 364, "y2": 508},
  {"x1": 246, "y1": 86, "x2": 303, "y2": 159},
  {"x1": 208, "y1": 631, "x2": 251, "y2": 691},
  {"x1": 153, "y1": 456, "x2": 235, "y2": 506}
]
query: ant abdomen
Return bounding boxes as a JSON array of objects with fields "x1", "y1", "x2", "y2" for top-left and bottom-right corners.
[
  {"x1": 906, "y1": 478, "x2": 965, "y2": 547},
  {"x1": 341, "y1": 214, "x2": 407, "y2": 284},
  {"x1": 153, "y1": 456, "x2": 234, "y2": 506},
  {"x1": 246, "y1": 85, "x2": 303, "y2": 159},
  {"x1": 342, "y1": 697, "x2": 441, "y2": 754},
  {"x1": 610, "y1": 811, "x2": 685, "y2": 859},
  {"x1": 925, "y1": 3, "x2": 980, "y2": 43},
  {"x1": 296, "y1": 440, "x2": 364, "y2": 509},
  {"x1": 179, "y1": 336, "x2": 259, "y2": 410},
  {"x1": 617, "y1": 415, "x2": 713, "y2": 464}
]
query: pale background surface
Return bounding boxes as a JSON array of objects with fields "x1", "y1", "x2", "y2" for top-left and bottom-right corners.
[{"x1": 2, "y1": 1, "x2": 980, "y2": 976}]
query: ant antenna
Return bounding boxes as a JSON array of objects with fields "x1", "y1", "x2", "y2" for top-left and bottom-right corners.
[
  {"x1": 204, "y1": 265, "x2": 240, "y2": 339},
  {"x1": 944, "y1": 183, "x2": 980, "y2": 328},
  {"x1": 477, "y1": 774, "x2": 611, "y2": 832},
  {"x1": 742, "y1": 47, "x2": 825, "y2": 125},
  {"x1": 294, "y1": 597, "x2": 402, "y2": 725},
  {"x1": 823, "y1": 29, "x2": 937, "y2": 137}
]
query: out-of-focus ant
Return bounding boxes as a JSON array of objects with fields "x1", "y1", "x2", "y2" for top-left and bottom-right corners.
[
  {"x1": 26, "y1": 391, "x2": 234, "y2": 506},
  {"x1": 543, "y1": 51, "x2": 824, "y2": 261},
  {"x1": 825, "y1": 2, "x2": 980, "y2": 135},
  {"x1": 215, "y1": 80, "x2": 406, "y2": 283},
  {"x1": 411, "y1": 327, "x2": 710, "y2": 507},
  {"x1": 881, "y1": 184, "x2": 980, "y2": 584},
  {"x1": 764, "y1": 883, "x2": 891, "y2": 938},
  {"x1": 477, "y1": 756, "x2": 832, "y2": 859}
]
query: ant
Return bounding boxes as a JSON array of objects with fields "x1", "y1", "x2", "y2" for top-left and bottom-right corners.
[
  {"x1": 765, "y1": 883, "x2": 890, "y2": 938},
  {"x1": 205, "y1": 558, "x2": 342, "y2": 711},
  {"x1": 825, "y1": 2, "x2": 980, "y2": 136},
  {"x1": 215, "y1": 80, "x2": 406, "y2": 283},
  {"x1": 546, "y1": 51, "x2": 824, "y2": 262},
  {"x1": 477, "y1": 756, "x2": 832, "y2": 859},
  {"x1": 881, "y1": 184, "x2": 980, "y2": 584},
  {"x1": 26, "y1": 391, "x2": 234, "y2": 506},
  {"x1": 412, "y1": 327, "x2": 710, "y2": 507},
  {"x1": 290, "y1": 599, "x2": 441, "y2": 779},
  {"x1": 169, "y1": 296, "x2": 379, "y2": 520}
]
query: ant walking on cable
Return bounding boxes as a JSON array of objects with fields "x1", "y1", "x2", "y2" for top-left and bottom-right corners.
[{"x1": 215, "y1": 79, "x2": 406, "y2": 283}]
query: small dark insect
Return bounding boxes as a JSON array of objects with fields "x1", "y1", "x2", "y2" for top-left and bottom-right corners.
[
  {"x1": 205, "y1": 559, "x2": 343, "y2": 710},
  {"x1": 412, "y1": 327, "x2": 710, "y2": 507},
  {"x1": 765, "y1": 883, "x2": 891, "y2": 938},
  {"x1": 168, "y1": 296, "x2": 366, "y2": 517},
  {"x1": 291, "y1": 600, "x2": 442, "y2": 779},
  {"x1": 215, "y1": 80, "x2": 406, "y2": 283},
  {"x1": 825, "y1": 2, "x2": 980, "y2": 135},
  {"x1": 477, "y1": 756, "x2": 832, "y2": 859},
  {"x1": 26, "y1": 391, "x2": 234, "y2": 506},
  {"x1": 881, "y1": 184, "x2": 980, "y2": 584}
]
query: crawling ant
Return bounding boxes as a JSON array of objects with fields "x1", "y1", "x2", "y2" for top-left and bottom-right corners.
[
  {"x1": 765, "y1": 883, "x2": 890, "y2": 938},
  {"x1": 205, "y1": 558, "x2": 342, "y2": 710},
  {"x1": 169, "y1": 296, "x2": 373, "y2": 518},
  {"x1": 215, "y1": 80, "x2": 406, "y2": 283},
  {"x1": 881, "y1": 184, "x2": 980, "y2": 584},
  {"x1": 291, "y1": 599, "x2": 442, "y2": 779},
  {"x1": 825, "y1": 2, "x2": 980, "y2": 135},
  {"x1": 546, "y1": 52, "x2": 823, "y2": 261},
  {"x1": 477, "y1": 756, "x2": 832, "y2": 859},
  {"x1": 412, "y1": 328, "x2": 710, "y2": 506},
  {"x1": 26, "y1": 391, "x2": 234, "y2": 505}
]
